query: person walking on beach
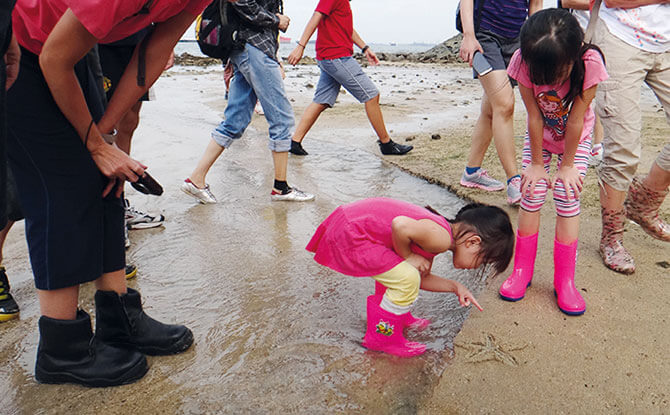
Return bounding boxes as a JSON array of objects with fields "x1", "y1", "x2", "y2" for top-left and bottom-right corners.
[
  {"x1": 458, "y1": 0, "x2": 542, "y2": 205},
  {"x1": 499, "y1": 9, "x2": 608, "y2": 316},
  {"x1": 592, "y1": 1, "x2": 670, "y2": 275},
  {"x1": 307, "y1": 197, "x2": 513, "y2": 357},
  {"x1": 285, "y1": 0, "x2": 413, "y2": 157},
  {"x1": 182, "y1": 0, "x2": 315, "y2": 204},
  {"x1": 7, "y1": 0, "x2": 204, "y2": 387}
]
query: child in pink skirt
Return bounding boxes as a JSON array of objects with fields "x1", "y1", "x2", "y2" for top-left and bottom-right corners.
[{"x1": 306, "y1": 197, "x2": 514, "y2": 357}]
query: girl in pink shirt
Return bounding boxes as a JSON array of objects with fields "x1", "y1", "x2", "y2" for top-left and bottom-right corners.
[
  {"x1": 500, "y1": 9, "x2": 608, "y2": 315},
  {"x1": 307, "y1": 197, "x2": 514, "y2": 357}
]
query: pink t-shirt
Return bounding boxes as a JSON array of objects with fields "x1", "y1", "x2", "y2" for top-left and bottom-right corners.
[
  {"x1": 306, "y1": 198, "x2": 452, "y2": 277},
  {"x1": 507, "y1": 48, "x2": 608, "y2": 154},
  {"x1": 13, "y1": 0, "x2": 210, "y2": 55}
]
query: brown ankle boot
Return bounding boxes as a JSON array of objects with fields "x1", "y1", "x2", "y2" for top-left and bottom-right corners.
[
  {"x1": 600, "y1": 207, "x2": 636, "y2": 274},
  {"x1": 624, "y1": 176, "x2": 670, "y2": 242}
]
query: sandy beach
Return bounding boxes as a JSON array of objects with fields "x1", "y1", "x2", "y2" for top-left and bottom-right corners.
[{"x1": 0, "y1": 58, "x2": 667, "y2": 413}]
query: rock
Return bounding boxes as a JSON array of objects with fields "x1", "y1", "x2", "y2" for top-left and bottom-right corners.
[
  {"x1": 431, "y1": 134, "x2": 441, "y2": 140},
  {"x1": 174, "y1": 52, "x2": 221, "y2": 67}
]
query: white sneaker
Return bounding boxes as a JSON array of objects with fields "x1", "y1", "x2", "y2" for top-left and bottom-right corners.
[
  {"x1": 181, "y1": 179, "x2": 217, "y2": 204},
  {"x1": 124, "y1": 199, "x2": 165, "y2": 230},
  {"x1": 271, "y1": 187, "x2": 315, "y2": 202}
]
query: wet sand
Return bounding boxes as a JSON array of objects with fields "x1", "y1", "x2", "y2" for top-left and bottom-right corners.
[{"x1": 0, "y1": 61, "x2": 668, "y2": 413}]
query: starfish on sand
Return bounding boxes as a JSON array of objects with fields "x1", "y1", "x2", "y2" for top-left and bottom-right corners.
[{"x1": 455, "y1": 333, "x2": 527, "y2": 366}]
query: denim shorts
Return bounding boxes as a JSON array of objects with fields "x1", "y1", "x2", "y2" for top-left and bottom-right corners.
[
  {"x1": 314, "y1": 56, "x2": 379, "y2": 107},
  {"x1": 475, "y1": 30, "x2": 520, "y2": 85}
]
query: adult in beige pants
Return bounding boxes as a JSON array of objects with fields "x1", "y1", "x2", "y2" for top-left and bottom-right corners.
[{"x1": 594, "y1": 1, "x2": 670, "y2": 274}]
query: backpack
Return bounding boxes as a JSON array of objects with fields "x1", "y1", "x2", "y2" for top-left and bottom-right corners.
[
  {"x1": 455, "y1": 0, "x2": 488, "y2": 33},
  {"x1": 195, "y1": 0, "x2": 244, "y2": 60}
]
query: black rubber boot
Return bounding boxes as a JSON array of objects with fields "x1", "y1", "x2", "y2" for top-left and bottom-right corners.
[
  {"x1": 95, "y1": 289, "x2": 194, "y2": 356},
  {"x1": 35, "y1": 310, "x2": 148, "y2": 387},
  {"x1": 378, "y1": 139, "x2": 413, "y2": 155}
]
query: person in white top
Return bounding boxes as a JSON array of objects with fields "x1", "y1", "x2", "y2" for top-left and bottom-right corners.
[{"x1": 594, "y1": 0, "x2": 670, "y2": 275}]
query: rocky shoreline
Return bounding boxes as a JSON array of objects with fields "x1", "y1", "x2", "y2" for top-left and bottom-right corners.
[{"x1": 174, "y1": 34, "x2": 465, "y2": 67}]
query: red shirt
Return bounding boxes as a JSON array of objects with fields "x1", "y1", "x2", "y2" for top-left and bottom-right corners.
[
  {"x1": 13, "y1": 0, "x2": 210, "y2": 55},
  {"x1": 315, "y1": 0, "x2": 353, "y2": 60}
]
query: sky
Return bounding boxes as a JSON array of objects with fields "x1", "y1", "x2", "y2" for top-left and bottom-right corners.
[
  {"x1": 281, "y1": 0, "x2": 556, "y2": 44},
  {"x1": 185, "y1": 1, "x2": 557, "y2": 45},
  {"x1": 282, "y1": 0, "x2": 461, "y2": 44}
]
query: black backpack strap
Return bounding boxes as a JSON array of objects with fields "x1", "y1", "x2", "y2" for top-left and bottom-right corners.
[
  {"x1": 136, "y1": 27, "x2": 154, "y2": 87},
  {"x1": 134, "y1": 0, "x2": 156, "y2": 87}
]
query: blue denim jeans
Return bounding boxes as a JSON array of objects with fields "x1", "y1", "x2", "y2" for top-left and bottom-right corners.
[{"x1": 212, "y1": 44, "x2": 294, "y2": 152}]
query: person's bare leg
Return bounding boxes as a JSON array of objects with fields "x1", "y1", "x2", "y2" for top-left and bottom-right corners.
[
  {"x1": 478, "y1": 70, "x2": 518, "y2": 179},
  {"x1": 272, "y1": 150, "x2": 288, "y2": 183},
  {"x1": 593, "y1": 114, "x2": 604, "y2": 146},
  {"x1": 37, "y1": 286, "x2": 79, "y2": 320},
  {"x1": 466, "y1": 93, "x2": 494, "y2": 168},
  {"x1": 364, "y1": 95, "x2": 391, "y2": 144},
  {"x1": 600, "y1": 182, "x2": 627, "y2": 211},
  {"x1": 0, "y1": 221, "x2": 14, "y2": 265},
  {"x1": 95, "y1": 269, "x2": 127, "y2": 294},
  {"x1": 293, "y1": 102, "x2": 328, "y2": 143},
  {"x1": 644, "y1": 161, "x2": 670, "y2": 191},
  {"x1": 116, "y1": 101, "x2": 143, "y2": 155},
  {"x1": 189, "y1": 139, "x2": 226, "y2": 188}
]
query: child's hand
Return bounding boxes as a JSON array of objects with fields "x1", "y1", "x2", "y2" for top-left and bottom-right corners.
[
  {"x1": 454, "y1": 282, "x2": 483, "y2": 311},
  {"x1": 406, "y1": 253, "x2": 431, "y2": 277},
  {"x1": 553, "y1": 165, "x2": 583, "y2": 201},
  {"x1": 521, "y1": 163, "x2": 551, "y2": 198},
  {"x1": 365, "y1": 48, "x2": 380, "y2": 66},
  {"x1": 287, "y1": 46, "x2": 304, "y2": 66}
]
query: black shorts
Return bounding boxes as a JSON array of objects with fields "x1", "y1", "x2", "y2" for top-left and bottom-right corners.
[
  {"x1": 98, "y1": 43, "x2": 150, "y2": 102},
  {"x1": 6, "y1": 49, "x2": 125, "y2": 290},
  {"x1": 474, "y1": 30, "x2": 520, "y2": 86},
  {"x1": 1, "y1": 59, "x2": 23, "y2": 228}
]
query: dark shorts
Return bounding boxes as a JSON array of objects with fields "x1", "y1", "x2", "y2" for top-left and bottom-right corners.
[
  {"x1": 474, "y1": 30, "x2": 520, "y2": 85},
  {"x1": 6, "y1": 49, "x2": 125, "y2": 290},
  {"x1": 98, "y1": 43, "x2": 150, "y2": 102}
]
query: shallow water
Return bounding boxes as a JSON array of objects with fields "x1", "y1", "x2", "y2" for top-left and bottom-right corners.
[{"x1": 0, "y1": 68, "x2": 488, "y2": 414}]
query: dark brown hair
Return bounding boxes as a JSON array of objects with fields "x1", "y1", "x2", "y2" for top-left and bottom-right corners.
[
  {"x1": 425, "y1": 204, "x2": 514, "y2": 275},
  {"x1": 520, "y1": 8, "x2": 605, "y2": 109}
]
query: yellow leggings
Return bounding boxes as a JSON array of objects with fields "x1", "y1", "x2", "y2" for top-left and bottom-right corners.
[{"x1": 371, "y1": 261, "x2": 420, "y2": 307}]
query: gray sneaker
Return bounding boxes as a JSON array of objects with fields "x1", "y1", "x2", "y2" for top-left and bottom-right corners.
[
  {"x1": 507, "y1": 176, "x2": 522, "y2": 205},
  {"x1": 271, "y1": 187, "x2": 315, "y2": 202},
  {"x1": 460, "y1": 168, "x2": 504, "y2": 191},
  {"x1": 181, "y1": 179, "x2": 217, "y2": 204}
]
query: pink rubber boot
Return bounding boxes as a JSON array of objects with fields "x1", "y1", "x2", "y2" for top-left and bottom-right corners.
[
  {"x1": 361, "y1": 295, "x2": 426, "y2": 357},
  {"x1": 499, "y1": 231, "x2": 538, "y2": 301},
  {"x1": 374, "y1": 282, "x2": 430, "y2": 329},
  {"x1": 554, "y1": 239, "x2": 586, "y2": 316}
]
